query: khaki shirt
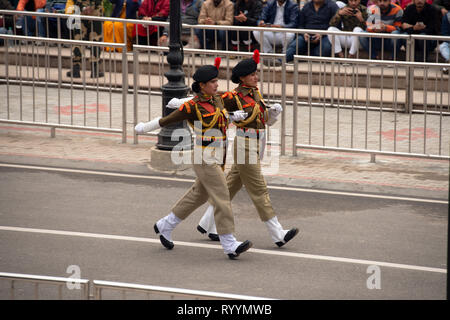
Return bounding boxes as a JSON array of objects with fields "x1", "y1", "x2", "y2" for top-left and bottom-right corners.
[{"x1": 198, "y1": 0, "x2": 234, "y2": 25}]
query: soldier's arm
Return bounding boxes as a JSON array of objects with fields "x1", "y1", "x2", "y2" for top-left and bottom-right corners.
[
  {"x1": 221, "y1": 92, "x2": 239, "y2": 113},
  {"x1": 135, "y1": 101, "x2": 195, "y2": 133},
  {"x1": 159, "y1": 104, "x2": 194, "y2": 127}
]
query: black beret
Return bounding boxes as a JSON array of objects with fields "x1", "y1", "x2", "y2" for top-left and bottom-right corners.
[
  {"x1": 231, "y1": 50, "x2": 260, "y2": 84},
  {"x1": 192, "y1": 57, "x2": 221, "y2": 83}
]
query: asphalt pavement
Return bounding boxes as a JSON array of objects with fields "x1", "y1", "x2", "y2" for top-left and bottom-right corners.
[{"x1": 0, "y1": 161, "x2": 447, "y2": 300}]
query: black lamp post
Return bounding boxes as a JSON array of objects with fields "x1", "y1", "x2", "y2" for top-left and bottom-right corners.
[{"x1": 156, "y1": 0, "x2": 193, "y2": 151}]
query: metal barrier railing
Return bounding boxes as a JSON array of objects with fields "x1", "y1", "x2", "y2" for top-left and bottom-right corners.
[
  {"x1": 0, "y1": 272, "x2": 274, "y2": 300},
  {"x1": 0, "y1": 33, "x2": 129, "y2": 142},
  {"x1": 1, "y1": 9, "x2": 449, "y2": 61},
  {"x1": 0, "y1": 272, "x2": 90, "y2": 300},
  {"x1": 292, "y1": 55, "x2": 449, "y2": 159},
  {"x1": 0, "y1": 10, "x2": 448, "y2": 159},
  {"x1": 131, "y1": 45, "x2": 287, "y2": 154},
  {"x1": 92, "y1": 280, "x2": 275, "y2": 300}
]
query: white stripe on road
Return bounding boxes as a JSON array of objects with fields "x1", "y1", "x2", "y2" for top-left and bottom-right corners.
[
  {"x1": 0, "y1": 163, "x2": 447, "y2": 204},
  {"x1": 0, "y1": 225, "x2": 446, "y2": 274}
]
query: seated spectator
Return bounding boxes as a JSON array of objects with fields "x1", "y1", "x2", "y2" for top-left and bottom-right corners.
[
  {"x1": 285, "y1": 0, "x2": 338, "y2": 62},
  {"x1": 439, "y1": 12, "x2": 449, "y2": 73},
  {"x1": 45, "y1": 0, "x2": 70, "y2": 42},
  {"x1": 399, "y1": 0, "x2": 433, "y2": 9},
  {"x1": 328, "y1": 0, "x2": 368, "y2": 58},
  {"x1": 104, "y1": 0, "x2": 140, "y2": 52},
  {"x1": 230, "y1": 0, "x2": 263, "y2": 51},
  {"x1": 359, "y1": 0, "x2": 403, "y2": 59},
  {"x1": 0, "y1": 0, "x2": 16, "y2": 46},
  {"x1": 432, "y1": 0, "x2": 450, "y2": 18},
  {"x1": 399, "y1": 0, "x2": 440, "y2": 61},
  {"x1": 196, "y1": 0, "x2": 234, "y2": 50},
  {"x1": 159, "y1": 0, "x2": 204, "y2": 49},
  {"x1": 338, "y1": 0, "x2": 369, "y2": 6},
  {"x1": 15, "y1": 0, "x2": 47, "y2": 39},
  {"x1": 253, "y1": 0, "x2": 299, "y2": 58},
  {"x1": 137, "y1": 0, "x2": 169, "y2": 45}
]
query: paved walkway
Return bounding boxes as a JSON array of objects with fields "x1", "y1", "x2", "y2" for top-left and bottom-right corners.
[{"x1": 0, "y1": 122, "x2": 448, "y2": 201}]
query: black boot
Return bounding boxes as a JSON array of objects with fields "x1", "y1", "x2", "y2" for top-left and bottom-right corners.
[
  {"x1": 66, "y1": 64, "x2": 80, "y2": 78},
  {"x1": 90, "y1": 62, "x2": 104, "y2": 78}
]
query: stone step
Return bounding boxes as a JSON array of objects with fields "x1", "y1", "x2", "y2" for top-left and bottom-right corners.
[
  {"x1": 1, "y1": 44, "x2": 448, "y2": 92},
  {"x1": 1, "y1": 62, "x2": 448, "y2": 112}
]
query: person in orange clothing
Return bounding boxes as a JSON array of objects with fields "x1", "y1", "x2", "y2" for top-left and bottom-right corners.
[
  {"x1": 15, "y1": 0, "x2": 47, "y2": 38},
  {"x1": 103, "y1": 0, "x2": 141, "y2": 52},
  {"x1": 359, "y1": 0, "x2": 404, "y2": 59}
]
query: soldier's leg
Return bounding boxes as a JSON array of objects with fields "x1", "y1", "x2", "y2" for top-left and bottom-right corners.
[
  {"x1": 194, "y1": 163, "x2": 252, "y2": 258},
  {"x1": 192, "y1": 163, "x2": 234, "y2": 235},
  {"x1": 238, "y1": 138, "x2": 299, "y2": 247},
  {"x1": 171, "y1": 179, "x2": 210, "y2": 220},
  {"x1": 154, "y1": 178, "x2": 209, "y2": 249},
  {"x1": 197, "y1": 163, "x2": 242, "y2": 240}
]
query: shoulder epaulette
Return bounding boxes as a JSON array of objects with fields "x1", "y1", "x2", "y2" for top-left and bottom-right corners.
[{"x1": 179, "y1": 101, "x2": 192, "y2": 113}]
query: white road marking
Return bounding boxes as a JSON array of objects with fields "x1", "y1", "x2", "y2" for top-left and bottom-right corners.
[
  {"x1": 0, "y1": 163, "x2": 447, "y2": 204},
  {"x1": 0, "y1": 225, "x2": 446, "y2": 274}
]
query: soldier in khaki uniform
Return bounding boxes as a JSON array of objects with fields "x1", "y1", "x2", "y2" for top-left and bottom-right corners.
[
  {"x1": 196, "y1": 50, "x2": 299, "y2": 248},
  {"x1": 135, "y1": 59, "x2": 253, "y2": 259},
  {"x1": 67, "y1": 0, "x2": 104, "y2": 78}
]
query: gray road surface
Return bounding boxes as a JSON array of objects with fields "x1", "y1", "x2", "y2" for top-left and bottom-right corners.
[{"x1": 0, "y1": 165, "x2": 447, "y2": 300}]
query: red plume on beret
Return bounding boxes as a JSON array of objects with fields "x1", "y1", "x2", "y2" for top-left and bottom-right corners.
[
  {"x1": 253, "y1": 49, "x2": 260, "y2": 64},
  {"x1": 214, "y1": 57, "x2": 221, "y2": 70}
]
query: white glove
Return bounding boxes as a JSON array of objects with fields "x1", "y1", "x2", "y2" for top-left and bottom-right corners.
[
  {"x1": 269, "y1": 103, "x2": 283, "y2": 117},
  {"x1": 135, "y1": 117, "x2": 162, "y2": 133},
  {"x1": 267, "y1": 103, "x2": 282, "y2": 126},
  {"x1": 229, "y1": 110, "x2": 248, "y2": 122},
  {"x1": 167, "y1": 97, "x2": 193, "y2": 109}
]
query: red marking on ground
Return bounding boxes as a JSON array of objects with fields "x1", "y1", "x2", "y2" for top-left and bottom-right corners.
[
  {"x1": 54, "y1": 103, "x2": 109, "y2": 116},
  {"x1": 378, "y1": 127, "x2": 439, "y2": 141}
]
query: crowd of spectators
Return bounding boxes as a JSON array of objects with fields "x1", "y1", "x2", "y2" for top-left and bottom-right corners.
[{"x1": 0, "y1": 0, "x2": 449, "y2": 67}]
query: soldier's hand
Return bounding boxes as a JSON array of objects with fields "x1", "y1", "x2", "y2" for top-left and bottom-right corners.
[
  {"x1": 135, "y1": 122, "x2": 146, "y2": 134},
  {"x1": 269, "y1": 103, "x2": 283, "y2": 117},
  {"x1": 167, "y1": 97, "x2": 193, "y2": 109},
  {"x1": 230, "y1": 110, "x2": 248, "y2": 122}
]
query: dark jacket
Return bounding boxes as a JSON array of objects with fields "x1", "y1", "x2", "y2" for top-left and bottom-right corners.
[
  {"x1": 401, "y1": 3, "x2": 440, "y2": 35},
  {"x1": 233, "y1": 0, "x2": 263, "y2": 26},
  {"x1": 441, "y1": 12, "x2": 450, "y2": 36},
  {"x1": 258, "y1": 0, "x2": 299, "y2": 29},
  {"x1": 110, "y1": 0, "x2": 141, "y2": 19},
  {"x1": 298, "y1": 0, "x2": 339, "y2": 30},
  {"x1": 0, "y1": 0, "x2": 15, "y2": 28},
  {"x1": 329, "y1": 4, "x2": 368, "y2": 31}
]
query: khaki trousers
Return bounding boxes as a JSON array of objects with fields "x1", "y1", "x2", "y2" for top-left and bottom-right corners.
[
  {"x1": 226, "y1": 136, "x2": 275, "y2": 222},
  {"x1": 171, "y1": 149, "x2": 235, "y2": 235}
]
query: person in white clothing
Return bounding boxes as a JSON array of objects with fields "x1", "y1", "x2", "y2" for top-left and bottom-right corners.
[
  {"x1": 252, "y1": 0, "x2": 299, "y2": 59},
  {"x1": 327, "y1": 0, "x2": 368, "y2": 58}
]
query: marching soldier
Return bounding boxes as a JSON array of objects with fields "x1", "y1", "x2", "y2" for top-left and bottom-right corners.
[
  {"x1": 196, "y1": 50, "x2": 299, "y2": 248},
  {"x1": 135, "y1": 58, "x2": 252, "y2": 259},
  {"x1": 67, "y1": 0, "x2": 104, "y2": 78}
]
